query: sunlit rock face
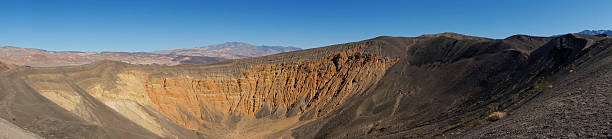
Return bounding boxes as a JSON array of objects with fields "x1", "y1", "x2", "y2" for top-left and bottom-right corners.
[
  {"x1": 2, "y1": 33, "x2": 610, "y2": 138},
  {"x1": 144, "y1": 47, "x2": 398, "y2": 130}
]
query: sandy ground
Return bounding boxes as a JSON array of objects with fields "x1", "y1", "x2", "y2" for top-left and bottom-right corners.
[
  {"x1": 219, "y1": 116, "x2": 314, "y2": 139},
  {"x1": 0, "y1": 118, "x2": 41, "y2": 139}
]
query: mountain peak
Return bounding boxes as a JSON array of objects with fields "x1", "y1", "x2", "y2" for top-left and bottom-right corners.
[
  {"x1": 223, "y1": 41, "x2": 247, "y2": 44},
  {"x1": 208, "y1": 42, "x2": 255, "y2": 47},
  {"x1": 418, "y1": 32, "x2": 488, "y2": 40},
  {"x1": 578, "y1": 30, "x2": 612, "y2": 36}
]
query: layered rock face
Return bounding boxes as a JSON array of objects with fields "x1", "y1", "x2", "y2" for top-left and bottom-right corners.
[
  {"x1": 0, "y1": 33, "x2": 610, "y2": 138},
  {"x1": 5, "y1": 43, "x2": 397, "y2": 138},
  {"x1": 145, "y1": 47, "x2": 398, "y2": 130}
]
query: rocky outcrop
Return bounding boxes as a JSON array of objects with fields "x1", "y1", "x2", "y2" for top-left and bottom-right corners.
[
  {"x1": 88, "y1": 71, "x2": 168, "y2": 136},
  {"x1": 0, "y1": 61, "x2": 15, "y2": 71},
  {"x1": 145, "y1": 47, "x2": 398, "y2": 130}
]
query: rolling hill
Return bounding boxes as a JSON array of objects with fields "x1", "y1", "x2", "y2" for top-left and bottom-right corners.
[
  {"x1": 154, "y1": 42, "x2": 302, "y2": 59},
  {"x1": 0, "y1": 42, "x2": 300, "y2": 67}
]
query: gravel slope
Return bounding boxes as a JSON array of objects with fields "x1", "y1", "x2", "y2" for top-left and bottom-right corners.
[{"x1": 467, "y1": 36, "x2": 612, "y2": 138}]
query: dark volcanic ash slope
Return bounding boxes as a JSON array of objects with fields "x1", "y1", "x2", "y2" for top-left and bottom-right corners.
[
  {"x1": 467, "y1": 34, "x2": 612, "y2": 138},
  {"x1": 293, "y1": 33, "x2": 611, "y2": 138},
  {"x1": 291, "y1": 33, "x2": 611, "y2": 138},
  {"x1": 0, "y1": 33, "x2": 609, "y2": 138}
]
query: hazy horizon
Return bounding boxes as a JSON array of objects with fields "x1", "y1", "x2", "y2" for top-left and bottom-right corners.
[
  {"x1": 0, "y1": 41, "x2": 302, "y2": 53},
  {"x1": 2, "y1": 0, "x2": 611, "y2": 52}
]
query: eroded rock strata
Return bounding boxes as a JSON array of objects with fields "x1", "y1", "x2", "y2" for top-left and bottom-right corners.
[
  {"x1": 0, "y1": 33, "x2": 610, "y2": 138},
  {"x1": 145, "y1": 47, "x2": 398, "y2": 130}
]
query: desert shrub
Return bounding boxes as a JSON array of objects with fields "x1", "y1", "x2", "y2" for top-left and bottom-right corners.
[
  {"x1": 486, "y1": 111, "x2": 507, "y2": 122},
  {"x1": 488, "y1": 102, "x2": 499, "y2": 112},
  {"x1": 468, "y1": 119, "x2": 483, "y2": 127},
  {"x1": 534, "y1": 77, "x2": 553, "y2": 90}
]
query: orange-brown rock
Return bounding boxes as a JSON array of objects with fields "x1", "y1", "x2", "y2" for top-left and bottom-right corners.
[
  {"x1": 0, "y1": 61, "x2": 16, "y2": 71},
  {"x1": 145, "y1": 47, "x2": 398, "y2": 130},
  {"x1": 2, "y1": 33, "x2": 611, "y2": 138}
]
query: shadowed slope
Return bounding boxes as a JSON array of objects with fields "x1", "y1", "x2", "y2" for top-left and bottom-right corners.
[
  {"x1": 0, "y1": 33, "x2": 610, "y2": 138},
  {"x1": 467, "y1": 34, "x2": 612, "y2": 138},
  {"x1": 292, "y1": 34, "x2": 611, "y2": 138}
]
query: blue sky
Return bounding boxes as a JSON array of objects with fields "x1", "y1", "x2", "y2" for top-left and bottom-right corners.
[{"x1": 1, "y1": 0, "x2": 611, "y2": 52}]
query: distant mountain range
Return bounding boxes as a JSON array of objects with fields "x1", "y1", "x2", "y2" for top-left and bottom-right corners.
[
  {"x1": 154, "y1": 42, "x2": 302, "y2": 59},
  {"x1": 0, "y1": 42, "x2": 300, "y2": 67},
  {"x1": 577, "y1": 30, "x2": 612, "y2": 36}
]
